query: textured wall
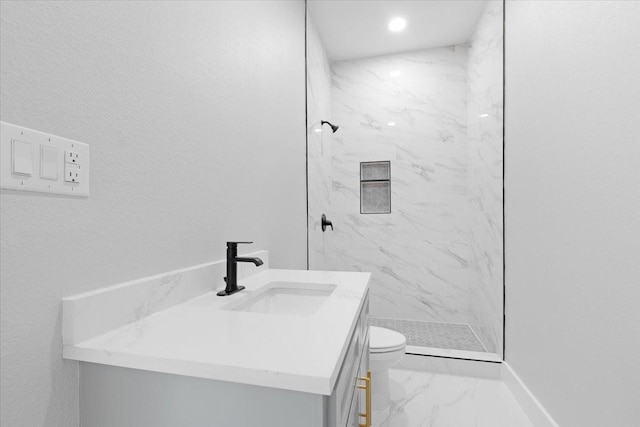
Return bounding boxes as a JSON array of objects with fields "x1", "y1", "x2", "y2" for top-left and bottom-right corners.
[
  {"x1": 505, "y1": 1, "x2": 640, "y2": 425},
  {"x1": 466, "y1": 0, "x2": 504, "y2": 355},
  {"x1": 0, "y1": 1, "x2": 306, "y2": 426},
  {"x1": 320, "y1": 47, "x2": 473, "y2": 324}
]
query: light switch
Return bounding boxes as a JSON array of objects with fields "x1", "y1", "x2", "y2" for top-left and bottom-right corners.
[
  {"x1": 12, "y1": 139, "x2": 32, "y2": 176},
  {"x1": 2, "y1": 121, "x2": 89, "y2": 196},
  {"x1": 40, "y1": 145, "x2": 58, "y2": 180}
]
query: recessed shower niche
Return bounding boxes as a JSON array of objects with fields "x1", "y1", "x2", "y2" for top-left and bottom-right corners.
[
  {"x1": 360, "y1": 161, "x2": 391, "y2": 214},
  {"x1": 306, "y1": 0, "x2": 504, "y2": 361}
]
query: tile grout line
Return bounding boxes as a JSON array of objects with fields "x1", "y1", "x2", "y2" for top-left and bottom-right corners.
[{"x1": 468, "y1": 323, "x2": 489, "y2": 352}]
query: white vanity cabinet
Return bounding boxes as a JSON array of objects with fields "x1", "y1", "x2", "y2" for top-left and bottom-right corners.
[{"x1": 79, "y1": 293, "x2": 371, "y2": 427}]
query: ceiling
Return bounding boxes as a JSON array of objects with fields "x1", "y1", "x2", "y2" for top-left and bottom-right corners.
[{"x1": 308, "y1": 0, "x2": 488, "y2": 61}]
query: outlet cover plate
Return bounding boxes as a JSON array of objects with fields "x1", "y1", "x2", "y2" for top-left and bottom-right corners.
[{"x1": 1, "y1": 121, "x2": 90, "y2": 197}]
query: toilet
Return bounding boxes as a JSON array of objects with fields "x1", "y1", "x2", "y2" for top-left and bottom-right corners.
[{"x1": 369, "y1": 326, "x2": 406, "y2": 424}]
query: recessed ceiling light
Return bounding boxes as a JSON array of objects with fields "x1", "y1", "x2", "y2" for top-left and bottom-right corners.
[
  {"x1": 390, "y1": 70, "x2": 401, "y2": 77},
  {"x1": 479, "y1": 113, "x2": 489, "y2": 118},
  {"x1": 387, "y1": 122, "x2": 396, "y2": 127},
  {"x1": 313, "y1": 128, "x2": 322, "y2": 133},
  {"x1": 388, "y1": 17, "x2": 407, "y2": 32}
]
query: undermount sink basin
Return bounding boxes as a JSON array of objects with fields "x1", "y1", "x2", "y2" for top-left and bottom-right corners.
[{"x1": 223, "y1": 282, "x2": 337, "y2": 316}]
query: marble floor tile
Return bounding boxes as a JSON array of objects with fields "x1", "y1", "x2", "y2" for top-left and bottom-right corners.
[{"x1": 379, "y1": 369, "x2": 533, "y2": 427}]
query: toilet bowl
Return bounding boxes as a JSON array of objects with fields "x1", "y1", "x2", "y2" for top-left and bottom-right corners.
[{"x1": 369, "y1": 326, "x2": 406, "y2": 425}]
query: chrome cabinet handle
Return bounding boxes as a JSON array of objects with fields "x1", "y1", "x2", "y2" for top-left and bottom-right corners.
[{"x1": 357, "y1": 370, "x2": 372, "y2": 427}]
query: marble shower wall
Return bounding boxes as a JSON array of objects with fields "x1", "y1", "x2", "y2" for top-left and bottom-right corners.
[
  {"x1": 324, "y1": 46, "x2": 474, "y2": 324},
  {"x1": 306, "y1": 10, "x2": 334, "y2": 271},
  {"x1": 466, "y1": 0, "x2": 504, "y2": 355},
  {"x1": 306, "y1": 3, "x2": 504, "y2": 355}
]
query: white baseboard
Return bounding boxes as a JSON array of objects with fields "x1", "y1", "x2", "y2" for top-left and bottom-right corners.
[{"x1": 501, "y1": 362, "x2": 560, "y2": 427}]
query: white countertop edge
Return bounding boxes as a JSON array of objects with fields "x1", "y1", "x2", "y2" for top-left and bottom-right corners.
[
  {"x1": 324, "y1": 286, "x2": 370, "y2": 389},
  {"x1": 63, "y1": 345, "x2": 332, "y2": 395}
]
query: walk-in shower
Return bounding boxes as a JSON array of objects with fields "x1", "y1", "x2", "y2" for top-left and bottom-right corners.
[{"x1": 306, "y1": 0, "x2": 504, "y2": 362}]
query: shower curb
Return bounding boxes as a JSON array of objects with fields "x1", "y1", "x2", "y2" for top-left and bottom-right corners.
[{"x1": 396, "y1": 353, "x2": 502, "y2": 379}]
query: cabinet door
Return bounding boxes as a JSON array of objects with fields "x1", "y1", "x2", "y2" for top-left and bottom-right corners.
[
  {"x1": 345, "y1": 382, "x2": 361, "y2": 427},
  {"x1": 346, "y1": 332, "x2": 370, "y2": 427},
  {"x1": 327, "y1": 292, "x2": 370, "y2": 427}
]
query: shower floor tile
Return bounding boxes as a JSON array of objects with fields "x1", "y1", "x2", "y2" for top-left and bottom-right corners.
[{"x1": 370, "y1": 318, "x2": 486, "y2": 352}]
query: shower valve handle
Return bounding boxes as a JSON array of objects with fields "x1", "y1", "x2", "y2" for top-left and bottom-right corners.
[{"x1": 321, "y1": 214, "x2": 333, "y2": 232}]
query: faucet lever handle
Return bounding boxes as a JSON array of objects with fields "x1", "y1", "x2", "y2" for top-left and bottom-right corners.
[
  {"x1": 321, "y1": 214, "x2": 334, "y2": 232},
  {"x1": 227, "y1": 241, "x2": 253, "y2": 247}
]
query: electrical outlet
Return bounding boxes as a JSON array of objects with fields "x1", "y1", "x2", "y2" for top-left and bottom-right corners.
[
  {"x1": 65, "y1": 150, "x2": 80, "y2": 165},
  {"x1": 1, "y1": 121, "x2": 90, "y2": 196},
  {"x1": 64, "y1": 165, "x2": 81, "y2": 183}
]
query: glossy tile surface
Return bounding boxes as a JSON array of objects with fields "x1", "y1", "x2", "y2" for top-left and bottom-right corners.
[
  {"x1": 306, "y1": 1, "x2": 504, "y2": 356},
  {"x1": 324, "y1": 45, "x2": 473, "y2": 326},
  {"x1": 306, "y1": 10, "x2": 335, "y2": 273},
  {"x1": 380, "y1": 369, "x2": 533, "y2": 427},
  {"x1": 466, "y1": 0, "x2": 504, "y2": 356}
]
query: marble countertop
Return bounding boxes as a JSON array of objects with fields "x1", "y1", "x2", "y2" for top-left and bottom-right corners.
[{"x1": 63, "y1": 268, "x2": 370, "y2": 395}]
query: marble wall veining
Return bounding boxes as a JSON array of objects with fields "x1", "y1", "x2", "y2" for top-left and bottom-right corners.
[
  {"x1": 306, "y1": 4, "x2": 504, "y2": 355},
  {"x1": 306, "y1": 10, "x2": 334, "y2": 271},
  {"x1": 317, "y1": 46, "x2": 474, "y2": 325},
  {"x1": 466, "y1": 0, "x2": 504, "y2": 355}
]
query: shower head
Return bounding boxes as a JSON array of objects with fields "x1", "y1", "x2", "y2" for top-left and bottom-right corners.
[{"x1": 321, "y1": 120, "x2": 339, "y2": 133}]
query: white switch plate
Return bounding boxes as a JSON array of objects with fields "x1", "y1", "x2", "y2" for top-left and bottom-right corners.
[
  {"x1": 12, "y1": 139, "x2": 33, "y2": 176},
  {"x1": 40, "y1": 145, "x2": 59, "y2": 180},
  {"x1": 1, "y1": 121, "x2": 90, "y2": 197}
]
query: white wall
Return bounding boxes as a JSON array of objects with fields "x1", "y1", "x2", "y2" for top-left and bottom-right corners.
[
  {"x1": 0, "y1": 1, "x2": 306, "y2": 426},
  {"x1": 505, "y1": 1, "x2": 640, "y2": 426}
]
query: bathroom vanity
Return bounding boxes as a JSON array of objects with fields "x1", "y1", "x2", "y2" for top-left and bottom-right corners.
[{"x1": 63, "y1": 258, "x2": 370, "y2": 427}]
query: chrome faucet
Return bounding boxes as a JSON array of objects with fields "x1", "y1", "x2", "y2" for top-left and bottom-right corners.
[{"x1": 217, "y1": 241, "x2": 263, "y2": 296}]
